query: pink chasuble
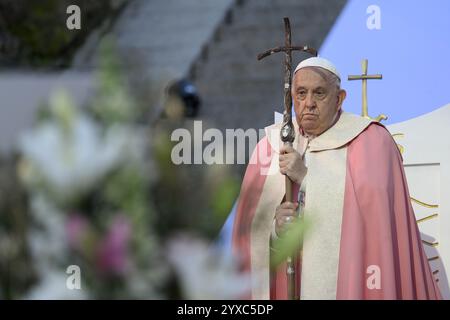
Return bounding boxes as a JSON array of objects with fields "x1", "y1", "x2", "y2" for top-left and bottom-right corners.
[{"x1": 232, "y1": 121, "x2": 441, "y2": 300}]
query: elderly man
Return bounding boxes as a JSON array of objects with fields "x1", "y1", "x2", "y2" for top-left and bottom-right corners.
[{"x1": 232, "y1": 57, "x2": 441, "y2": 300}]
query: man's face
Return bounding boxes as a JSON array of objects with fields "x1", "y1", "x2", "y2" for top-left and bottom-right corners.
[{"x1": 292, "y1": 67, "x2": 345, "y2": 136}]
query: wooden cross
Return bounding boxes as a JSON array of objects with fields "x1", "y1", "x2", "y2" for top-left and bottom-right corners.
[
  {"x1": 257, "y1": 18, "x2": 317, "y2": 146},
  {"x1": 257, "y1": 17, "x2": 317, "y2": 301},
  {"x1": 348, "y1": 59, "x2": 387, "y2": 122}
]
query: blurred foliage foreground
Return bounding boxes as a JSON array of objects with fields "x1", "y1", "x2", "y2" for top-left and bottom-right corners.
[{"x1": 0, "y1": 44, "x2": 248, "y2": 299}]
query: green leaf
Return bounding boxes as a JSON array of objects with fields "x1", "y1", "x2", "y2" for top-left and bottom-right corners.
[{"x1": 270, "y1": 216, "x2": 312, "y2": 268}]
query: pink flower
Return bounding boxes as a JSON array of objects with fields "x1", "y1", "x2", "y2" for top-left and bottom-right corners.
[
  {"x1": 65, "y1": 214, "x2": 89, "y2": 250},
  {"x1": 96, "y1": 215, "x2": 131, "y2": 277}
]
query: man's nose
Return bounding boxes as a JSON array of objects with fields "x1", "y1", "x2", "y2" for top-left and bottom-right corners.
[{"x1": 304, "y1": 92, "x2": 316, "y2": 109}]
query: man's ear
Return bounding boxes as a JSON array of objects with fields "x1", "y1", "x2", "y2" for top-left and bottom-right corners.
[{"x1": 337, "y1": 89, "x2": 346, "y2": 110}]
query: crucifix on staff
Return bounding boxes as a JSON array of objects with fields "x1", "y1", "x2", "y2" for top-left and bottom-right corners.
[{"x1": 257, "y1": 17, "x2": 316, "y2": 300}]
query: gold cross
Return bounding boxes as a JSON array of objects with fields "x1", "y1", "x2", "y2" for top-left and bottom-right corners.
[{"x1": 348, "y1": 59, "x2": 387, "y2": 122}]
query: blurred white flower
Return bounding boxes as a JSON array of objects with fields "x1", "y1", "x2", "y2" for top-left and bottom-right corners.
[
  {"x1": 167, "y1": 236, "x2": 250, "y2": 300},
  {"x1": 24, "y1": 269, "x2": 87, "y2": 300},
  {"x1": 18, "y1": 90, "x2": 139, "y2": 202},
  {"x1": 27, "y1": 195, "x2": 67, "y2": 271}
]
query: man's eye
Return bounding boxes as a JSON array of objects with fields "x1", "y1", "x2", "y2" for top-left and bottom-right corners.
[{"x1": 315, "y1": 91, "x2": 326, "y2": 98}]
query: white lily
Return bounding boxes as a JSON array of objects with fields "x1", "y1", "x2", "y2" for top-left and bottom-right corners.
[
  {"x1": 18, "y1": 90, "x2": 139, "y2": 203},
  {"x1": 167, "y1": 236, "x2": 251, "y2": 300}
]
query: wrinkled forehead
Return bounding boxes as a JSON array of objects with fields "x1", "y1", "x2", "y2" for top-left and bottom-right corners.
[{"x1": 292, "y1": 67, "x2": 333, "y2": 88}]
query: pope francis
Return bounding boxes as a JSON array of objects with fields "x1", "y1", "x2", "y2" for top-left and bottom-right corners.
[{"x1": 231, "y1": 57, "x2": 442, "y2": 300}]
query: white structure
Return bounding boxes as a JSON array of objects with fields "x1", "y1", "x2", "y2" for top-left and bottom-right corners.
[{"x1": 388, "y1": 103, "x2": 450, "y2": 299}]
